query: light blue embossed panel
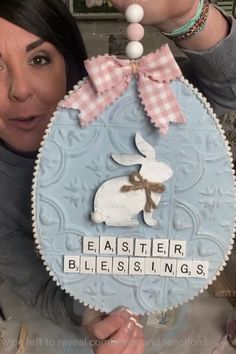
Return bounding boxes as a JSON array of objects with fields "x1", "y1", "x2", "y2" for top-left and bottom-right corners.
[{"x1": 34, "y1": 78, "x2": 235, "y2": 314}]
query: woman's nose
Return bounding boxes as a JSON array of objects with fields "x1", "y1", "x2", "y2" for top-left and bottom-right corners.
[{"x1": 8, "y1": 69, "x2": 33, "y2": 102}]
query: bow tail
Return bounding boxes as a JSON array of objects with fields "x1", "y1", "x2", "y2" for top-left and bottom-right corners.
[
  {"x1": 138, "y1": 76, "x2": 186, "y2": 134},
  {"x1": 59, "y1": 78, "x2": 128, "y2": 127}
]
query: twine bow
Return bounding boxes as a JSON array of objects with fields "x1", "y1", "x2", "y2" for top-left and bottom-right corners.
[
  {"x1": 60, "y1": 44, "x2": 186, "y2": 134},
  {"x1": 121, "y1": 171, "x2": 165, "y2": 212}
]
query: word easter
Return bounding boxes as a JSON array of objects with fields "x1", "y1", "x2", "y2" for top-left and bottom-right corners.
[
  {"x1": 82, "y1": 236, "x2": 187, "y2": 258},
  {"x1": 63, "y1": 237, "x2": 209, "y2": 278}
]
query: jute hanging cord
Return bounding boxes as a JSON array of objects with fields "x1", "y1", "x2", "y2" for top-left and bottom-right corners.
[{"x1": 121, "y1": 171, "x2": 165, "y2": 212}]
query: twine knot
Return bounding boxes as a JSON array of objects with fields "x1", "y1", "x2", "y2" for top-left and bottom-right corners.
[
  {"x1": 131, "y1": 61, "x2": 139, "y2": 74},
  {"x1": 121, "y1": 171, "x2": 165, "y2": 212}
]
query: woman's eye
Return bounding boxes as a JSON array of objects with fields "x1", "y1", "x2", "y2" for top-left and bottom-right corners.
[{"x1": 30, "y1": 55, "x2": 50, "y2": 66}]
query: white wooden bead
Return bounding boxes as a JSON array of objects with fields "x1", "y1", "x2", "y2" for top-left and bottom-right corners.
[
  {"x1": 125, "y1": 41, "x2": 144, "y2": 60},
  {"x1": 125, "y1": 4, "x2": 144, "y2": 23}
]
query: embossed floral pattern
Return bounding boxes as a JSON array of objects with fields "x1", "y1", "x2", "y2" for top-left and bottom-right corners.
[{"x1": 33, "y1": 79, "x2": 235, "y2": 314}]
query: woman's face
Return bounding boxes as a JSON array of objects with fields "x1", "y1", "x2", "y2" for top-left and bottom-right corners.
[{"x1": 0, "y1": 18, "x2": 67, "y2": 152}]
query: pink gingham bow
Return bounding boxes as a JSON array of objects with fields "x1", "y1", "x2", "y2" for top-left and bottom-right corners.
[{"x1": 60, "y1": 44, "x2": 185, "y2": 134}]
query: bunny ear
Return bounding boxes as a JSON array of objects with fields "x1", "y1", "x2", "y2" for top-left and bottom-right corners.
[
  {"x1": 135, "y1": 132, "x2": 156, "y2": 159},
  {"x1": 111, "y1": 154, "x2": 145, "y2": 166}
]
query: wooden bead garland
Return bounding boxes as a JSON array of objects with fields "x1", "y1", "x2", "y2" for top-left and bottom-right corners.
[{"x1": 125, "y1": 4, "x2": 144, "y2": 60}]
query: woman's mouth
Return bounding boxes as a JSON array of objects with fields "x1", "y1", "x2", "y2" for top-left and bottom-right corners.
[{"x1": 8, "y1": 116, "x2": 42, "y2": 131}]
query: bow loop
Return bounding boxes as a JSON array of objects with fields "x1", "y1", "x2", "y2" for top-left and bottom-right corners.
[
  {"x1": 85, "y1": 55, "x2": 131, "y2": 94},
  {"x1": 59, "y1": 44, "x2": 186, "y2": 133},
  {"x1": 138, "y1": 44, "x2": 182, "y2": 82}
]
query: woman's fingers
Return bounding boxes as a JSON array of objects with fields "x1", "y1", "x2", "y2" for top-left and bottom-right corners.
[
  {"x1": 121, "y1": 320, "x2": 145, "y2": 354},
  {"x1": 82, "y1": 307, "x2": 144, "y2": 354},
  {"x1": 96, "y1": 318, "x2": 139, "y2": 354},
  {"x1": 95, "y1": 317, "x2": 144, "y2": 354},
  {"x1": 88, "y1": 308, "x2": 134, "y2": 340}
]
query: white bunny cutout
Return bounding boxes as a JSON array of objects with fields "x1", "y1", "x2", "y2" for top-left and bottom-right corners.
[{"x1": 91, "y1": 132, "x2": 173, "y2": 227}]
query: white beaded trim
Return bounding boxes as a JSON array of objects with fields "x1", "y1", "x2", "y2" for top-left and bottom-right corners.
[
  {"x1": 31, "y1": 77, "x2": 89, "y2": 309},
  {"x1": 31, "y1": 74, "x2": 236, "y2": 315}
]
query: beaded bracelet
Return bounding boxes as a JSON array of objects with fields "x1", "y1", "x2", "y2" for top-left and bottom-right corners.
[
  {"x1": 162, "y1": 0, "x2": 204, "y2": 37},
  {"x1": 162, "y1": 0, "x2": 210, "y2": 41}
]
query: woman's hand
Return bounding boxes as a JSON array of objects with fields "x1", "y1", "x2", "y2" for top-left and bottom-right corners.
[
  {"x1": 83, "y1": 307, "x2": 145, "y2": 354},
  {"x1": 110, "y1": 0, "x2": 229, "y2": 51}
]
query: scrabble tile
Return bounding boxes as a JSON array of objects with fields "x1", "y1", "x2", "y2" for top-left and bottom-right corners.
[
  {"x1": 169, "y1": 240, "x2": 186, "y2": 258},
  {"x1": 145, "y1": 258, "x2": 161, "y2": 275},
  {"x1": 117, "y1": 238, "x2": 134, "y2": 256},
  {"x1": 100, "y1": 236, "x2": 117, "y2": 255},
  {"x1": 64, "y1": 255, "x2": 80, "y2": 273},
  {"x1": 83, "y1": 237, "x2": 99, "y2": 255},
  {"x1": 80, "y1": 256, "x2": 96, "y2": 274},
  {"x1": 192, "y1": 260, "x2": 209, "y2": 278},
  {"x1": 97, "y1": 257, "x2": 113, "y2": 274},
  {"x1": 176, "y1": 260, "x2": 193, "y2": 277},
  {"x1": 129, "y1": 257, "x2": 145, "y2": 275},
  {"x1": 160, "y1": 259, "x2": 177, "y2": 277},
  {"x1": 113, "y1": 257, "x2": 129, "y2": 274},
  {"x1": 135, "y1": 239, "x2": 151, "y2": 257},
  {"x1": 152, "y1": 239, "x2": 169, "y2": 257}
]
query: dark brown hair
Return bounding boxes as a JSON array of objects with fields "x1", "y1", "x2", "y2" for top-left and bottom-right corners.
[{"x1": 0, "y1": 0, "x2": 87, "y2": 90}]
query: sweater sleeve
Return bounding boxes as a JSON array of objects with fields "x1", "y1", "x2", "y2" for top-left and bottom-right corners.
[
  {"x1": 181, "y1": 14, "x2": 236, "y2": 116},
  {"x1": 0, "y1": 230, "x2": 85, "y2": 331}
]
